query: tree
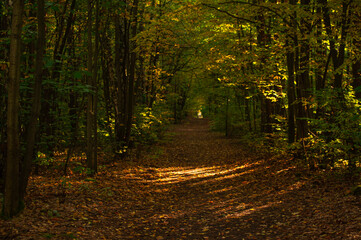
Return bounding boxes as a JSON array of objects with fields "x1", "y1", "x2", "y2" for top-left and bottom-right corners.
[
  {"x1": 3, "y1": 0, "x2": 25, "y2": 219},
  {"x1": 0, "y1": 0, "x2": 11, "y2": 193},
  {"x1": 86, "y1": 0, "x2": 98, "y2": 174},
  {"x1": 21, "y1": 0, "x2": 46, "y2": 199}
]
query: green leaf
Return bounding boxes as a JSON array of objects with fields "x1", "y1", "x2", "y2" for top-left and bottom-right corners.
[
  {"x1": 73, "y1": 71, "x2": 83, "y2": 80},
  {"x1": 84, "y1": 178, "x2": 96, "y2": 182}
]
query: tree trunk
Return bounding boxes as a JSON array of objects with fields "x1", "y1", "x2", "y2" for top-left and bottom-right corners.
[
  {"x1": 114, "y1": 14, "x2": 123, "y2": 152},
  {"x1": 86, "y1": 0, "x2": 97, "y2": 173},
  {"x1": 319, "y1": 0, "x2": 352, "y2": 104},
  {"x1": 255, "y1": 0, "x2": 272, "y2": 134},
  {"x1": 292, "y1": 0, "x2": 310, "y2": 140},
  {"x1": 260, "y1": 95, "x2": 272, "y2": 133},
  {"x1": 40, "y1": 0, "x2": 76, "y2": 154},
  {"x1": 296, "y1": 41, "x2": 311, "y2": 139},
  {"x1": 315, "y1": 5, "x2": 327, "y2": 117},
  {"x1": 351, "y1": 2, "x2": 361, "y2": 99},
  {"x1": 100, "y1": 26, "x2": 114, "y2": 141},
  {"x1": 124, "y1": 0, "x2": 139, "y2": 147},
  {"x1": 295, "y1": 38, "x2": 309, "y2": 140},
  {"x1": 352, "y1": 61, "x2": 361, "y2": 99},
  {"x1": 225, "y1": 89, "x2": 229, "y2": 137},
  {"x1": 0, "y1": 1, "x2": 10, "y2": 192},
  {"x1": 286, "y1": 47, "x2": 296, "y2": 143},
  {"x1": 3, "y1": 0, "x2": 24, "y2": 219},
  {"x1": 20, "y1": 0, "x2": 46, "y2": 199}
]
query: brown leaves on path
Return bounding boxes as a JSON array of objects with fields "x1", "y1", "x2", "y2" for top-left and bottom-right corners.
[{"x1": 2, "y1": 118, "x2": 361, "y2": 239}]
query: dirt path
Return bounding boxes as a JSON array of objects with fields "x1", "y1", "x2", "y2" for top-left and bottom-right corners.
[{"x1": 2, "y1": 118, "x2": 361, "y2": 239}]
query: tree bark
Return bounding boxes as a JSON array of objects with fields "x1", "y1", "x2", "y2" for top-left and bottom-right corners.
[
  {"x1": 319, "y1": 0, "x2": 352, "y2": 103},
  {"x1": 20, "y1": 0, "x2": 46, "y2": 199},
  {"x1": 293, "y1": 0, "x2": 310, "y2": 140},
  {"x1": 100, "y1": 23, "x2": 114, "y2": 142},
  {"x1": 124, "y1": 0, "x2": 140, "y2": 146},
  {"x1": 86, "y1": 0, "x2": 97, "y2": 173},
  {"x1": 40, "y1": 0, "x2": 76, "y2": 154},
  {"x1": 3, "y1": 0, "x2": 24, "y2": 219},
  {"x1": 0, "y1": 1, "x2": 10, "y2": 191},
  {"x1": 352, "y1": 61, "x2": 361, "y2": 99},
  {"x1": 114, "y1": 13, "x2": 126, "y2": 154},
  {"x1": 286, "y1": 46, "x2": 296, "y2": 143}
]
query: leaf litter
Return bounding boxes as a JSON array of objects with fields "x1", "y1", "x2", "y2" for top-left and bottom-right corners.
[{"x1": 1, "y1": 118, "x2": 361, "y2": 239}]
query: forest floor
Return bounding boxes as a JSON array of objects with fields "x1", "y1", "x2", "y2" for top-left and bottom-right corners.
[{"x1": 2, "y1": 118, "x2": 361, "y2": 239}]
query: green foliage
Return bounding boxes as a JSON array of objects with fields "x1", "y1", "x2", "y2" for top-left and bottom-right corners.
[
  {"x1": 295, "y1": 107, "x2": 361, "y2": 170},
  {"x1": 132, "y1": 105, "x2": 172, "y2": 146},
  {"x1": 60, "y1": 177, "x2": 72, "y2": 189},
  {"x1": 349, "y1": 185, "x2": 361, "y2": 196},
  {"x1": 72, "y1": 163, "x2": 95, "y2": 175},
  {"x1": 35, "y1": 152, "x2": 55, "y2": 166},
  {"x1": 47, "y1": 209, "x2": 60, "y2": 217}
]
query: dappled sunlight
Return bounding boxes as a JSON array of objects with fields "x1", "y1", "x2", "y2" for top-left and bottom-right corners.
[
  {"x1": 191, "y1": 164, "x2": 262, "y2": 186},
  {"x1": 223, "y1": 201, "x2": 282, "y2": 219},
  {"x1": 119, "y1": 157, "x2": 306, "y2": 228},
  {"x1": 277, "y1": 180, "x2": 307, "y2": 195},
  {"x1": 160, "y1": 165, "x2": 222, "y2": 175},
  {"x1": 152, "y1": 211, "x2": 187, "y2": 220},
  {"x1": 207, "y1": 198, "x2": 245, "y2": 213},
  {"x1": 125, "y1": 161, "x2": 263, "y2": 186},
  {"x1": 150, "y1": 197, "x2": 283, "y2": 229},
  {"x1": 208, "y1": 185, "x2": 235, "y2": 194},
  {"x1": 274, "y1": 166, "x2": 296, "y2": 175},
  {"x1": 119, "y1": 155, "x2": 311, "y2": 231}
]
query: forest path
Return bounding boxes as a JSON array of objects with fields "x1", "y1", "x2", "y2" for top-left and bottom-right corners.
[
  {"x1": 99, "y1": 118, "x2": 361, "y2": 239},
  {"x1": 3, "y1": 118, "x2": 361, "y2": 239}
]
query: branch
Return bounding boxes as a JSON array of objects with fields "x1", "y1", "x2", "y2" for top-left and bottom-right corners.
[
  {"x1": 201, "y1": 3, "x2": 259, "y2": 25},
  {"x1": 218, "y1": 1, "x2": 293, "y2": 27}
]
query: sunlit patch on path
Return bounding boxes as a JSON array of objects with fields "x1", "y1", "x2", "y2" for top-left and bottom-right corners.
[{"x1": 125, "y1": 162, "x2": 262, "y2": 185}]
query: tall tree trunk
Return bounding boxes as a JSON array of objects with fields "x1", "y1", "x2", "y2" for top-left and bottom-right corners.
[
  {"x1": 352, "y1": 61, "x2": 361, "y2": 99},
  {"x1": 319, "y1": 0, "x2": 352, "y2": 104},
  {"x1": 3, "y1": 0, "x2": 24, "y2": 219},
  {"x1": 296, "y1": 42, "x2": 311, "y2": 139},
  {"x1": 114, "y1": 14, "x2": 124, "y2": 153},
  {"x1": 40, "y1": 0, "x2": 76, "y2": 154},
  {"x1": 286, "y1": 46, "x2": 296, "y2": 143},
  {"x1": 351, "y1": 2, "x2": 361, "y2": 99},
  {"x1": 113, "y1": 7, "x2": 131, "y2": 155},
  {"x1": 86, "y1": 0, "x2": 97, "y2": 173},
  {"x1": 255, "y1": 0, "x2": 272, "y2": 134},
  {"x1": 0, "y1": 1, "x2": 10, "y2": 192},
  {"x1": 260, "y1": 95, "x2": 272, "y2": 133},
  {"x1": 113, "y1": 0, "x2": 140, "y2": 154},
  {"x1": 245, "y1": 97, "x2": 252, "y2": 132},
  {"x1": 225, "y1": 89, "x2": 230, "y2": 136},
  {"x1": 100, "y1": 22, "x2": 114, "y2": 142},
  {"x1": 315, "y1": 4, "x2": 327, "y2": 117},
  {"x1": 120, "y1": 12, "x2": 129, "y2": 147},
  {"x1": 292, "y1": 0, "x2": 310, "y2": 140},
  {"x1": 295, "y1": 38, "x2": 309, "y2": 140},
  {"x1": 20, "y1": 0, "x2": 46, "y2": 199}
]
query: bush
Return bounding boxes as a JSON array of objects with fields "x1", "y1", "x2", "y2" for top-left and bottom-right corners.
[
  {"x1": 132, "y1": 105, "x2": 172, "y2": 146},
  {"x1": 300, "y1": 108, "x2": 361, "y2": 170}
]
